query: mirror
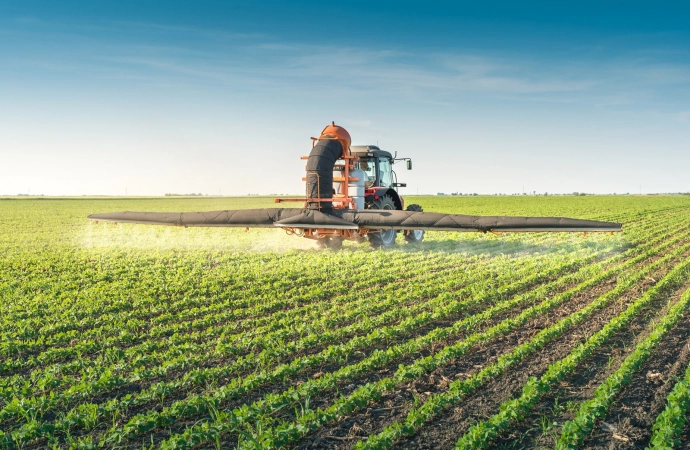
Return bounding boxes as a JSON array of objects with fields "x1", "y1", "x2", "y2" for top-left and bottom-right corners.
[{"x1": 406, "y1": 160, "x2": 412, "y2": 170}]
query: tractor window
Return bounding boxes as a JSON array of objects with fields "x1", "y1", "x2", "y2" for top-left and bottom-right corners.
[
  {"x1": 358, "y1": 157, "x2": 377, "y2": 188},
  {"x1": 378, "y1": 158, "x2": 393, "y2": 187}
]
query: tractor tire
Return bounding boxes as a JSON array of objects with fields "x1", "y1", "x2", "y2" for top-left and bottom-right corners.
[
  {"x1": 367, "y1": 195, "x2": 398, "y2": 248},
  {"x1": 404, "y1": 204, "x2": 425, "y2": 244}
]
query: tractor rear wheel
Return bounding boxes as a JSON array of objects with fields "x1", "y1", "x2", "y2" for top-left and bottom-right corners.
[
  {"x1": 404, "y1": 204, "x2": 425, "y2": 244},
  {"x1": 367, "y1": 195, "x2": 397, "y2": 248}
]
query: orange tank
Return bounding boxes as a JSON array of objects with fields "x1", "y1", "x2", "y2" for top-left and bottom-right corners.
[{"x1": 318, "y1": 122, "x2": 351, "y2": 156}]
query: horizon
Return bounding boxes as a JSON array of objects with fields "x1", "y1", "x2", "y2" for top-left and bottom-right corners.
[{"x1": 3, "y1": 192, "x2": 687, "y2": 198}]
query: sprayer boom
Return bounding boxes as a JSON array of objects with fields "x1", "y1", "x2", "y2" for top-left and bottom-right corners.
[{"x1": 88, "y1": 122, "x2": 622, "y2": 249}]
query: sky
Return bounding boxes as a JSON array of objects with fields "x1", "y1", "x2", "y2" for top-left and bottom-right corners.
[{"x1": 1, "y1": 1, "x2": 689, "y2": 196}]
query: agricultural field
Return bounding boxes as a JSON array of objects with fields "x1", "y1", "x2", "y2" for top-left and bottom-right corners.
[{"x1": 3, "y1": 195, "x2": 690, "y2": 449}]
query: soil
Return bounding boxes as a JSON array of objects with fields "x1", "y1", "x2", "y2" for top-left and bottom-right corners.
[{"x1": 581, "y1": 282, "x2": 690, "y2": 449}]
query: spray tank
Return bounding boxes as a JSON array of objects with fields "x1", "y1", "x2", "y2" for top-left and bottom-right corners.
[{"x1": 349, "y1": 168, "x2": 365, "y2": 210}]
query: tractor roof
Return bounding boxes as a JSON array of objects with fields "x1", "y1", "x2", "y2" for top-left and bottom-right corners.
[{"x1": 350, "y1": 145, "x2": 393, "y2": 160}]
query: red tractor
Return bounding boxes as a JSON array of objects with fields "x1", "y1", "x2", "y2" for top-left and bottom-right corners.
[
  {"x1": 350, "y1": 144, "x2": 424, "y2": 247},
  {"x1": 275, "y1": 122, "x2": 425, "y2": 249}
]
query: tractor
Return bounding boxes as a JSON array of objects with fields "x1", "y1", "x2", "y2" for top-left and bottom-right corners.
[{"x1": 350, "y1": 145, "x2": 424, "y2": 248}]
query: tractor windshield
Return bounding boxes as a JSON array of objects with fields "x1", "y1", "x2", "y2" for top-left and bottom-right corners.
[{"x1": 378, "y1": 158, "x2": 393, "y2": 187}]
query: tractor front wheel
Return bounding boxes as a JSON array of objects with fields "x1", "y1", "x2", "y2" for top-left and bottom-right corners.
[
  {"x1": 404, "y1": 204, "x2": 425, "y2": 244},
  {"x1": 367, "y1": 195, "x2": 397, "y2": 248}
]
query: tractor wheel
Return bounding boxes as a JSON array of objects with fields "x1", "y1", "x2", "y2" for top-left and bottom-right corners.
[
  {"x1": 404, "y1": 204, "x2": 425, "y2": 244},
  {"x1": 367, "y1": 195, "x2": 397, "y2": 248}
]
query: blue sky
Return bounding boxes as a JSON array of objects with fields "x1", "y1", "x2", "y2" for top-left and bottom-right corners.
[{"x1": 1, "y1": 1, "x2": 689, "y2": 195}]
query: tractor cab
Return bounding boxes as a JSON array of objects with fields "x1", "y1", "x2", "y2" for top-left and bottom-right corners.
[
  {"x1": 361, "y1": 157, "x2": 390, "y2": 188},
  {"x1": 351, "y1": 146, "x2": 410, "y2": 189},
  {"x1": 350, "y1": 145, "x2": 411, "y2": 211}
]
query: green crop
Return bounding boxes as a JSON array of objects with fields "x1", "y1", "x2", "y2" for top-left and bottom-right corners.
[{"x1": 1, "y1": 195, "x2": 689, "y2": 449}]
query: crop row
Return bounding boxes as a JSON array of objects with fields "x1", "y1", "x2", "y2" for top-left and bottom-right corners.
[
  {"x1": 153, "y1": 228, "x2": 689, "y2": 449},
  {"x1": 0, "y1": 198, "x2": 653, "y2": 341},
  {"x1": 0, "y1": 243, "x2": 579, "y2": 408},
  {"x1": 647, "y1": 337, "x2": 690, "y2": 449},
  {"x1": 555, "y1": 284, "x2": 690, "y2": 448},
  {"x1": 351, "y1": 238, "x2": 690, "y2": 449},
  {"x1": 0, "y1": 246, "x2": 581, "y2": 428},
  {"x1": 453, "y1": 249, "x2": 690, "y2": 449},
  {"x1": 0, "y1": 238, "x2": 605, "y2": 447}
]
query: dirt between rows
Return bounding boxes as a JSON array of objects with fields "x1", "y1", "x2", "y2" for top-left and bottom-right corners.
[
  {"x1": 581, "y1": 281, "x2": 690, "y2": 450},
  {"x1": 287, "y1": 246, "x2": 685, "y2": 449},
  {"x1": 488, "y1": 277, "x2": 690, "y2": 450},
  {"x1": 161, "y1": 254, "x2": 623, "y2": 449}
]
